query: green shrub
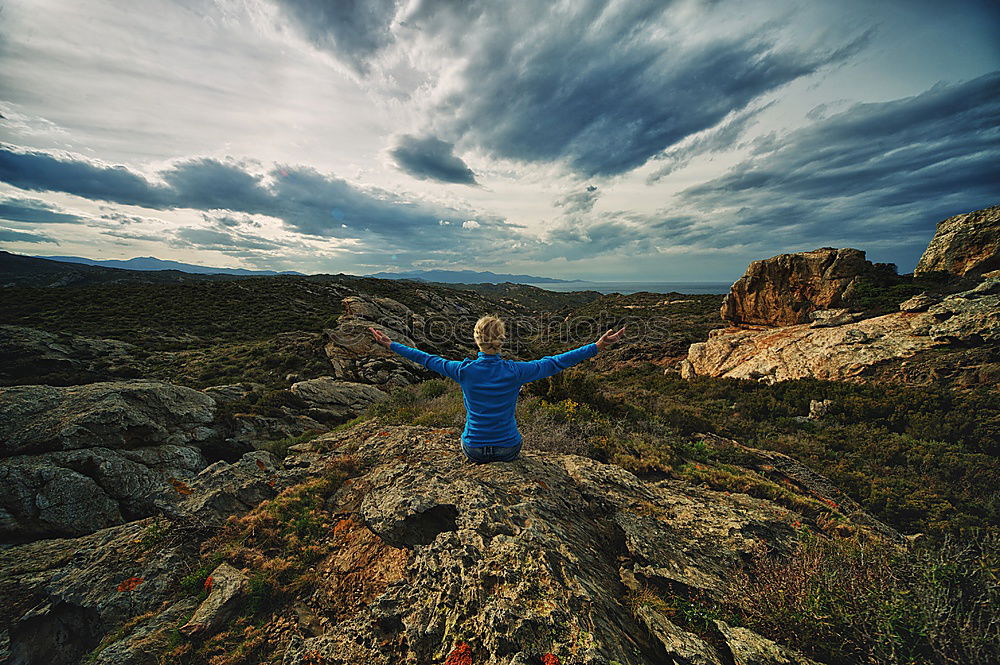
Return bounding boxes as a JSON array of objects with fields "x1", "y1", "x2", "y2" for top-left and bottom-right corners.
[{"x1": 258, "y1": 429, "x2": 322, "y2": 459}]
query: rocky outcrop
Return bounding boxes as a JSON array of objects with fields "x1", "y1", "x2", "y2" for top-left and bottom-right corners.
[
  {"x1": 0, "y1": 380, "x2": 217, "y2": 457},
  {"x1": 899, "y1": 293, "x2": 939, "y2": 312},
  {"x1": 0, "y1": 446, "x2": 310, "y2": 664},
  {"x1": 1, "y1": 420, "x2": 906, "y2": 665},
  {"x1": 720, "y1": 248, "x2": 876, "y2": 326},
  {"x1": 0, "y1": 444, "x2": 205, "y2": 541},
  {"x1": 914, "y1": 204, "x2": 1000, "y2": 277},
  {"x1": 923, "y1": 276, "x2": 1000, "y2": 345},
  {"x1": 0, "y1": 381, "x2": 221, "y2": 541},
  {"x1": 172, "y1": 450, "x2": 291, "y2": 524},
  {"x1": 289, "y1": 377, "x2": 388, "y2": 424},
  {"x1": 807, "y1": 308, "x2": 866, "y2": 328},
  {"x1": 276, "y1": 422, "x2": 894, "y2": 664},
  {"x1": 683, "y1": 312, "x2": 939, "y2": 384},
  {"x1": 323, "y1": 293, "x2": 480, "y2": 388},
  {"x1": 0, "y1": 325, "x2": 145, "y2": 387},
  {"x1": 0, "y1": 518, "x2": 195, "y2": 665},
  {"x1": 683, "y1": 277, "x2": 1000, "y2": 384}
]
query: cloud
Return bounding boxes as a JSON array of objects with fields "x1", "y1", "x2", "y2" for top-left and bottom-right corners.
[
  {"x1": 0, "y1": 196, "x2": 86, "y2": 224},
  {"x1": 462, "y1": 220, "x2": 480, "y2": 229},
  {"x1": 0, "y1": 227, "x2": 58, "y2": 243},
  {"x1": 267, "y1": 1, "x2": 874, "y2": 178},
  {"x1": 389, "y1": 134, "x2": 477, "y2": 184},
  {"x1": 390, "y1": 2, "x2": 872, "y2": 177},
  {"x1": 0, "y1": 148, "x2": 171, "y2": 207},
  {"x1": 679, "y1": 70, "x2": 1000, "y2": 255},
  {"x1": 273, "y1": 0, "x2": 399, "y2": 75},
  {"x1": 98, "y1": 228, "x2": 167, "y2": 243},
  {"x1": 0, "y1": 145, "x2": 521, "y2": 256},
  {"x1": 646, "y1": 102, "x2": 774, "y2": 183},
  {"x1": 554, "y1": 186, "x2": 600, "y2": 215}
]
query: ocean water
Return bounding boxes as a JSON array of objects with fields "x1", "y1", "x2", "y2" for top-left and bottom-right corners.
[{"x1": 520, "y1": 281, "x2": 732, "y2": 295}]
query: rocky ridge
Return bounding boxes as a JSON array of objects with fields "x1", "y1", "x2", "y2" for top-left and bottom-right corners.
[{"x1": 682, "y1": 276, "x2": 1000, "y2": 384}]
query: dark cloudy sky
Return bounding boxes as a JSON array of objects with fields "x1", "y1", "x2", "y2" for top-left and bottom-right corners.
[{"x1": 1, "y1": 0, "x2": 998, "y2": 280}]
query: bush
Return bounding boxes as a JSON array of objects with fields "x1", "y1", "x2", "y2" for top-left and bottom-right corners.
[
  {"x1": 911, "y1": 530, "x2": 1000, "y2": 664},
  {"x1": 727, "y1": 530, "x2": 1000, "y2": 665}
]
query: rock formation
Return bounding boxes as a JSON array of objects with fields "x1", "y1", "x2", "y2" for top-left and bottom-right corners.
[
  {"x1": 914, "y1": 204, "x2": 1000, "y2": 277},
  {"x1": 0, "y1": 445, "x2": 306, "y2": 665},
  {"x1": 1, "y1": 421, "x2": 898, "y2": 665},
  {"x1": 322, "y1": 293, "x2": 483, "y2": 388},
  {"x1": 682, "y1": 277, "x2": 1000, "y2": 384},
  {"x1": 290, "y1": 377, "x2": 388, "y2": 423},
  {"x1": 179, "y1": 562, "x2": 248, "y2": 636},
  {"x1": 1, "y1": 381, "x2": 217, "y2": 457},
  {"x1": 685, "y1": 206, "x2": 1000, "y2": 385},
  {"x1": 720, "y1": 248, "x2": 875, "y2": 326},
  {"x1": 0, "y1": 379, "x2": 328, "y2": 541}
]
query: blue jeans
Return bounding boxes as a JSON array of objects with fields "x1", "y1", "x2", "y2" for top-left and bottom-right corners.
[{"x1": 462, "y1": 440, "x2": 522, "y2": 463}]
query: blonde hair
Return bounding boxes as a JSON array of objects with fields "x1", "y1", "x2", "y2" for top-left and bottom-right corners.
[{"x1": 473, "y1": 314, "x2": 506, "y2": 354}]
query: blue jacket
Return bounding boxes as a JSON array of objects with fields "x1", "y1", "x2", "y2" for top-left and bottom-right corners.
[{"x1": 389, "y1": 341, "x2": 599, "y2": 447}]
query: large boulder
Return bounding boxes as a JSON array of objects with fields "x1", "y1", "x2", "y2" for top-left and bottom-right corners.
[
  {"x1": 173, "y1": 449, "x2": 298, "y2": 523},
  {"x1": 914, "y1": 204, "x2": 1000, "y2": 277},
  {"x1": 721, "y1": 248, "x2": 875, "y2": 326},
  {"x1": 0, "y1": 444, "x2": 204, "y2": 541},
  {"x1": 179, "y1": 562, "x2": 248, "y2": 636},
  {"x1": 923, "y1": 274, "x2": 1000, "y2": 345},
  {"x1": 289, "y1": 377, "x2": 387, "y2": 423}
]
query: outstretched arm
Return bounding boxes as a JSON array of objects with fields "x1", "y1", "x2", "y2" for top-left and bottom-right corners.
[
  {"x1": 513, "y1": 343, "x2": 598, "y2": 383},
  {"x1": 370, "y1": 327, "x2": 463, "y2": 382},
  {"x1": 513, "y1": 325, "x2": 627, "y2": 383}
]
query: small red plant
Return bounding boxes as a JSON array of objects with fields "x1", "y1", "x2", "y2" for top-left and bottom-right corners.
[
  {"x1": 167, "y1": 477, "x2": 193, "y2": 495},
  {"x1": 204, "y1": 575, "x2": 214, "y2": 592},
  {"x1": 301, "y1": 650, "x2": 326, "y2": 665},
  {"x1": 542, "y1": 654, "x2": 561, "y2": 665},
  {"x1": 444, "y1": 641, "x2": 473, "y2": 665},
  {"x1": 117, "y1": 576, "x2": 144, "y2": 592}
]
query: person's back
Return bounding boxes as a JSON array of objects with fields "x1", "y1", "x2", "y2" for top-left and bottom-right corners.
[
  {"x1": 370, "y1": 315, "x2": 626, "y2": 463},
  {"x1": 456, "y1": 349, "x2": 523, "y2": 447}
]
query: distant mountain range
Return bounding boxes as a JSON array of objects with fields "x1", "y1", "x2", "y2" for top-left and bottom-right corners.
[
  {"x1": 364, "y1": 269, "x2": 580, "y2": 284},
  {"x1": 34, "y1": 255, "x2": 304, "y2": 276}
]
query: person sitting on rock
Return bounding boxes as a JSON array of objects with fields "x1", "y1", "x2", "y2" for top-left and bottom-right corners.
[{"x1": 369, "y1": 315, "x2": 626, "y2": 464}]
